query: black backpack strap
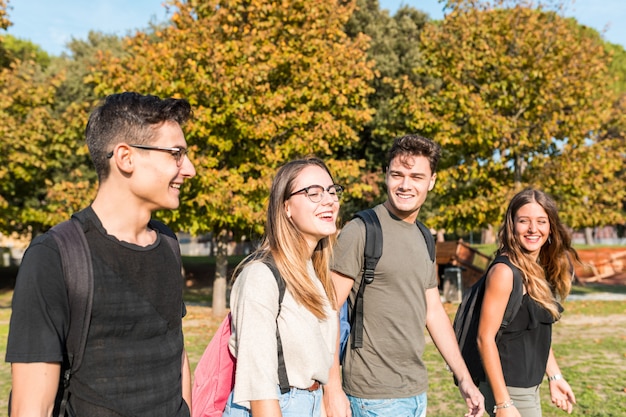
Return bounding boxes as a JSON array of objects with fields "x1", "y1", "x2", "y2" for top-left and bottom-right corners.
[
  {"x1": 415, "y1": 220, "x2": 436, "y2": 262},
  {"x1": 149, "y1": 219, "x2": 182, "y2": 275},
  {"x1": 350, "y1": 209, "x2": 383, "y2": 349},
  {"x1": 491, "y1": 256, "x2": 524, "y2": 335},
  {"x1": 262, "y1": 258, "x2": 290, "y2": 394},
  {"x1": 49, "y1": 216, "x2": 94, "y2": 417}
]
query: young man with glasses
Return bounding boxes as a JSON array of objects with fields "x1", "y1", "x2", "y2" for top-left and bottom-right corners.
[
  {"x1": 323, "y1": 135, "x2": 485, "y2": 417},
  {"x1": 7, "y1": 92, "x2": 196, "y2": 417}
]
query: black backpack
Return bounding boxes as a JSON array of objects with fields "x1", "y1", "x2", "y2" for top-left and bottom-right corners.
[
  {"x1": 340, "y1": 208, "x2": 436, "y2": 354},
  {"x1": 451, "y1": 255, "x2": 524, "y2": 385},
  {"x1": 9, "y1": 213, "x2": 181, "y2": 417}
]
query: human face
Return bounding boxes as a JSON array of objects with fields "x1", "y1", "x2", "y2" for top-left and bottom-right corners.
[
  {"x1": 514, "y1": 202, "x2": 550, "y2": 259},
  {"x1": 384, "y1": 155, "x2": 436, "y2": 223},
  {"x1": 131, "y1": 121, "x2": 196, "y2": 211},
  {"x1": 285, "y1": 165, "x2": 339, "y2": 252}
]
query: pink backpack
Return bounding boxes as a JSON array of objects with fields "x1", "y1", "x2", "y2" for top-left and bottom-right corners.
[
  {"x1": 191, "y1": 259, "x2": 289, "y2": 417},
  {"x1": 192, "y1": 313, "x2": 236, "y2": 417}
]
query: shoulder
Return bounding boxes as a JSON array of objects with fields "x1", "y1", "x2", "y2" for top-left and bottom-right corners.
[
  {"x1": 485, "y1": 260, "x2": 515, "y2": 293},
  {"x1": 234, "y1": 261, "x2": 279, "y2": 296}
]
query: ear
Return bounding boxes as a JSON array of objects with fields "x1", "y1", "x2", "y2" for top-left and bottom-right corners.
[
  {"x1": 109, "y1": 143, "x2": 135, "y2": 175},
  {"x1": 284, "y1": 200, "x2": 292, "y2": 219},
  {"x1": 428, "y1": 173, "x2": 437, "y2": 191}
]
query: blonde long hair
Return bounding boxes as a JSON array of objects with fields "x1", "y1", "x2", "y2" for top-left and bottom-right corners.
[
  {"x1": 497, "y1": 188, "x2": 580, "y2": 318},
  {"x1": 233, "y1": 157, "x2": 338, "y2": 319}
]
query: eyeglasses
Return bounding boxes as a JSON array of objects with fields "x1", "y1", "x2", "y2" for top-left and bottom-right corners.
[
  {"x1": 106, "y1": 144, "x2": 188, "y2": 166},
  {"x1": 289, "y1": 184, "x2": 343, "y2": 203}
]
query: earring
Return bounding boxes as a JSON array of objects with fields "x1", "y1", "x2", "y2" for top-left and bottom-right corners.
[{"x1": 548, "y1": 236, "x2": 552, "y2": 244}]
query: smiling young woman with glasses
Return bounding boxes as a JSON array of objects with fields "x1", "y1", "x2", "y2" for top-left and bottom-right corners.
[{"x1": 219, "y1": 157, "x2": 342, "y2": 417}]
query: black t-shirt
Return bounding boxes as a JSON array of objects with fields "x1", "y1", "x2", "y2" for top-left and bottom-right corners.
[
  {"x1": 497, "y1": 294, "x2": 557, "y2": 388},
  {"x1": 6, "y1": 207, "x2": 189, "y2": 417}
]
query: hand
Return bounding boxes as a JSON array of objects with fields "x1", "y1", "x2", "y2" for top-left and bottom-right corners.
[
  {"x1": 550, "y1": 378, "x2": 576, "y2": 414},
  {"x1": 323, "y1": 383, "x2": 351, "y2": 417},
  {"x1": 457, "y1": 378, "x2": 485, "y2": 417}
]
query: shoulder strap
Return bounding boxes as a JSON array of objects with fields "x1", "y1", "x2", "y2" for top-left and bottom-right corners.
[
  {"x1": 350, "y1": 209, "x2": 382, "y2": 349},
  {"x1": 491, "y1": 256, "x2": 524, "y2": 334},
  {"x1": 415, "y1": 220, "x2": 436, "y2": 262},
  {"x1": 262, "y1": 259, "x2": 290, "y2": 394},
  {"x1": 149, "y1": 219, "x2": 182, "y2": 275},
  {"x1": 49, "y1": 216, "x2": 94, "y2": 416}
]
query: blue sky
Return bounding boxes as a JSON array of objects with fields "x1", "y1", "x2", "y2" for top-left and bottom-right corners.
[{"x1": 4, "y1": 0, "x2": 625, "y2": 56}]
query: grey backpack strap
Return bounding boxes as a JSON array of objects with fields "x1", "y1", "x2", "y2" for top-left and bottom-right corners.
[{"x1": 49, "y1": 216, "x2": 94, "y2": 416}]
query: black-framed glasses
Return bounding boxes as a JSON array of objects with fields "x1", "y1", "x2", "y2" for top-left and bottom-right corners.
[
  {"x1": 106, "y1": 144, "x2": 188, "y2": 166},
  {"x1": 289, "y1": 184, "x2": 343, "y2": 203}
]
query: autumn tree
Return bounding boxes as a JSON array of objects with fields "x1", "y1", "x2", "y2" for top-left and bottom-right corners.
[
  {"x1": 333, "y1": 0, "x2": 433, "y2": 217},
  {"x1": 387, "y1": 0, "x2": 620, "y2": 240},
  {"x1": 0, "y1": 3, "x2": 73, "y2": 237},
  {"x1": 91, "y1": 0, "x2": 374, "y2": 316}
]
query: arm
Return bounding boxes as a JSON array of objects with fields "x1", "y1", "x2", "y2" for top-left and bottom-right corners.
[
  {"x1": 181, "y1": 348, "x2": 191, "y2": 411},
  {"x1": 545, "y1": 348, "x2": 575, "y2": 414},
  {"x1": 425, "y1": 287, "x2": 484, "y2": 417},
  {"x1": 250, "y1": 399, "x2": 282, "y2": 417},
  {"x1": 476, "y1": 264, "x2": 519, "y2": 417},
  {"x1": 323, "y1": 271, "x2": 353, "y2": 417},
  {"x1": 10, "y1": 362, "x2": 60, "y2": 417}
]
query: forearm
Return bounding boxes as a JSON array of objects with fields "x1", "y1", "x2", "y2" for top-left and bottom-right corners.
[
  {"x1": 250, "y1": 399, "x2": 281, "y2": 417},
  {"x1": 545, "y1": 348, "x2": 561, "y2": 379},
  {"x1": 181, "y1": 349, "x2": 192, "y2": 410},
  {"x1": 426, "y1": 293, "x2": 471, "y2": 382},
  {"x1": 10, "y1": 362, "x2": 60, "y2": 417},
  {"x1": 477, "y1": 337, "x2": 510, "y2": 404}
]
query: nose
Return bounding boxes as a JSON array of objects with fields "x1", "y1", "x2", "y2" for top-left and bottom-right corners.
[
  {"x1": 320, "y1": 189, "x2": 336, "y2": 205},
  {"x1": 180, "y1": 154, "x2": 196, "y2": 178}
]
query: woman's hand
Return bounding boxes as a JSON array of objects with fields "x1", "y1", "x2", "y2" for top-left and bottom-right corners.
[{"x1": 549, "y1": 377, "x2": 576, "y2": 413}]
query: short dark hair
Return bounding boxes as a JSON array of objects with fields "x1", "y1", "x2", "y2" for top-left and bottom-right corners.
[
  {"x1": 386, "y1": 134, "x2": 441, "y2": 175},
  {"x1": 85, "y1": 92, "x2": 192, "y2": 180}
]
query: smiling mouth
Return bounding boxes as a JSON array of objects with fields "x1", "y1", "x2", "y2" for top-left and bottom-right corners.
[{"x1": 171, "y1": 183, "x2": 181, "y2": 190}]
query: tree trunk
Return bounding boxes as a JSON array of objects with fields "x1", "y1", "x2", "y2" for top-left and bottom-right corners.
[
  {"x1": 212, "y1": 230, "x2": 229, "y2": 318},
  {"x1": 583, "y1": 227, "x2": 595, "y2": 246},
  {"x1": 481, "y1": 225, "x2": 496, "y2": 244}
]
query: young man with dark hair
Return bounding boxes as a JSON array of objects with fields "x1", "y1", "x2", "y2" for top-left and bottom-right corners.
[
  {"x1": 324, "y1": 135, "x2": 485, "y2": 417},
  {"x1": 7, "y1": 92, "x2": 196, "y2": 417}
]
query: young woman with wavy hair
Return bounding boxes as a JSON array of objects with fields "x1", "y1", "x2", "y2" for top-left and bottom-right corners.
[
  {"x1": 477, "y1": 188, "x2": 580, "y2": 417},
  {"x1": 223, "y1": 157, "x2": 341, "y2": 417}
]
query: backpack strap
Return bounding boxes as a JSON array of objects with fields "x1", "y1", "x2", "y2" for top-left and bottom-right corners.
[
  {"x1": 149, "y1": 219, "x2": 183, "y2": 276},
  {"x1": 350, "y1": 209, "x2": 383, "y2": 349},
  {"x1": 491, "y1": 256, "x2": 524, "y2": 335},
  {"x1": 262, "y1": 258, "x2": 290, "y2": 394},
  {"x1": 415, "y1": 220, "x2": 436, "y2": 262},
  {"x1": 49, "y1": 216, "x2": 94, "y2": 417}
]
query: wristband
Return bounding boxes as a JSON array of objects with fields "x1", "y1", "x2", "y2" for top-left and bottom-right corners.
[
  {"x1": 493, "y1": 399, "x2": 514, "y2": 413},
  {"x1": 548, "y1": 373, "x2": 563, "y2": 381}
]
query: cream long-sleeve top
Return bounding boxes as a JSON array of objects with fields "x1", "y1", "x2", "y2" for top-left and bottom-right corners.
[{"x1": 228, "y1": 260, "x2": 337, "y2": 408}]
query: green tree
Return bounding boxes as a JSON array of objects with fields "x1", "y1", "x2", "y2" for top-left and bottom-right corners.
[
  {"x1": 91, "y1": 0, "x2": 374, "y2": 316},
  {"x1": 388, "y1": 0, "x2": 620, "y2": 240},
  {"x1": 337, "y1": 0, "x2": 432, "y2": 217}
]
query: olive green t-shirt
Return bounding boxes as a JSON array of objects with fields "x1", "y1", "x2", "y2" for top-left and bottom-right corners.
[{"x1": 332, "y1": 204, "x2": 438, "y2": 399}]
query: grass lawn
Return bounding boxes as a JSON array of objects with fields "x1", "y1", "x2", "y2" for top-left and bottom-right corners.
[{"x1": 1, "y1": 284, "x2": 624, "y2": 416}]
